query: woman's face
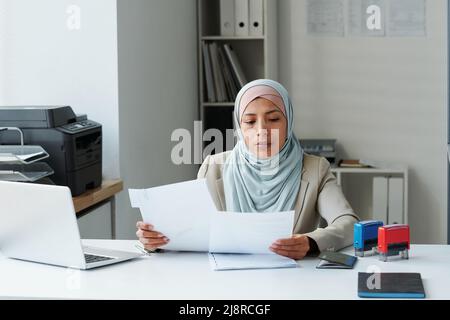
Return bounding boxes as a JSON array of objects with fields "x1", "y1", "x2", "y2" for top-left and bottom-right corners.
[{"x1": 240, "y1": 98, "x2": 288, "y2": 159}]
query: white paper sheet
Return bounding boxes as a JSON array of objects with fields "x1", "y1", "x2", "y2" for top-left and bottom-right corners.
[
  {"x1": 209, "y1": 253, "x2": 298, "y2": 271},
  {"x1": 209, "y1": 211, "x2": 295, "y2": 254},
  {"x1": 129, "y1": 179, "x2": 216, "y2": 252},
  {"x1": 0, "y1": 151, "x2": 45, "y2": 162}
]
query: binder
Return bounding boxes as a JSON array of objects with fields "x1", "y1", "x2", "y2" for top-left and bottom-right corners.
[
  {"x1": 220, "y1": 0, "x2": 235, "y2": 36},
  {"x1": 388, "y1": 177, "x2": 404, "y2": 224},
  {"x1": 249, "y1": 0, "x2": 264, "y2": 36},
  {"x1": 202, "y1": 42, "x2": 216, "y2": 102},
  {"x1": 209, "y1": 42, "x2": 227, "y2": 102},
  {"x1": 217, "y1": 45, "x2": 238, "y2": 101},
  {"x1": 223, "y1": 44, "x2": 248, "y2": 88},
  {"x1": 372, "y1": 177, "x2": 388, "y2": 224},
  {"x1": 235, "y1": 0, "x2": 249, "y2": 36}
]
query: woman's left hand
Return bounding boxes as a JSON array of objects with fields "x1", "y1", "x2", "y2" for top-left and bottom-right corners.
[{"x1": 270, "y1": 234, "x2": 310, "y2": 260}]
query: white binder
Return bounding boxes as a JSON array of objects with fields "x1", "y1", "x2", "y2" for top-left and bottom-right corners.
[
  {"x1": 235, "y1": 0, "x2": 249, "y2": 36},
  {"x1": 249, "y1": 0, "x2": 264, "y2": 36},
  {"x1": 202, "y1": 42, "x2": 216, "y2": 102},
  {"x1": 220, "y1": 0, "x2": 235, "y2": 36},
  {"x1": 372, "y1": 177, "x2": 388, "y2": 224},
  {"x1": 388, "y1": 177, "x2": 404, "y2": 224},
  {"x1": 209, "y1": 42, "x2": 227, "y2": 102}
]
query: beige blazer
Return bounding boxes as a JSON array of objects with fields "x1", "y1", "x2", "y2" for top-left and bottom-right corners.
[{"x1": 197, "y1": 151, "x2": 360, "y2": 252}]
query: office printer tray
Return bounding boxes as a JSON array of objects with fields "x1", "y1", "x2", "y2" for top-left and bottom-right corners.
[
  {"x1": 0, "y1": 145, "x2": 49, "y2": 164},
  {"x1": 0, "y1": 162, "x2": 54, "y2": 182}
]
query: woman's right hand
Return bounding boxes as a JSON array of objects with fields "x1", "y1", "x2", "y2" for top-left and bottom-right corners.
[{"x1": 136, "y1": 221, "x2": 170, "y2": 250}]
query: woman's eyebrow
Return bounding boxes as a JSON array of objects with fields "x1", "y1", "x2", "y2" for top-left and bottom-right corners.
[
  {"x1": 265, "y1": 109, "x2": 282, "y2": 115},
  {"x1": 243, "y1": 109, "x2": 282, "y2": 116}
]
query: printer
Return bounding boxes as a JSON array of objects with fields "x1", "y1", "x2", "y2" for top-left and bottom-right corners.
[
  {"x1": 0, "y1": 106, "x2": 102, "y2": 196},
  {"x1": 300, "y1": 139, "x2": 337, "y2": 165}
]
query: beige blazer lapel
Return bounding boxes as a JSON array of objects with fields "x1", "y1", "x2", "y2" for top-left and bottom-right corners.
[
  {"x1": 293, "y1": 168, "x2": 309, "y2": 228},
  {"x1": 215, "y1": 178, "x2": 226, "y2": 211}
]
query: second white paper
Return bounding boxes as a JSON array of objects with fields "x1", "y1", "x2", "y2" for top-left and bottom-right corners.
[{"x1": 209, "y1": 211, "x2": 295, "y2": 254}]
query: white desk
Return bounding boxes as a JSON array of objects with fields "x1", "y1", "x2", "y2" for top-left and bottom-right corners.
[{"x1": 0, "y1": 240, "x2": 448, "y2": 300}]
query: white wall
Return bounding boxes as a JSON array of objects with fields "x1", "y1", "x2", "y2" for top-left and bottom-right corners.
[
  {"x1": 279, "y1": 0, "x2": 448, "y2": 243},
  {"x1": 0, "y1": 0, "x2": 120, "y2": 178},
  {"x1": 116, "y1": 0, "x2": 199, "y2": 239},
  {"x1": 0, "y1": 0, "x2": 199, "y2": 240}
]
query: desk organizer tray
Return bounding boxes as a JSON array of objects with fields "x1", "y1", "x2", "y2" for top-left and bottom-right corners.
[
  {"x1": 0, "y1": 145, "x2": 50, "y2": 165},
  {"x1": 0, "y1": 127, "x2": 50, "y2": 165},
  {"x1": 0, "y1": 162, "x2": 54, "y2": 182}
]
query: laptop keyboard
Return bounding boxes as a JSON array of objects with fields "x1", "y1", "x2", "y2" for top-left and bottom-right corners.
[{"x1": 84, "y1": 253, "x2": 114, "y2": 264}]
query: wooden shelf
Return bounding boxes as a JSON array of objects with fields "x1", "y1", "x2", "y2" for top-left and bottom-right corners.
[
  {"x1": 330, "y1": 167, "x2": 407, "y2": 174},
  {"x1": 73, "y1": 179, "x2": 123, "y2": 214},
  {"x1": 202, "y1": 102, "x2": 235, "y2": 107},
  {"x1": 201, "y1": 36, "x2": 265, "y2": 41}
]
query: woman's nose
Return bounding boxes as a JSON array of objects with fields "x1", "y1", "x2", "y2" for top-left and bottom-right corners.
[
  {"x1": 256, "y1": 124, "x2": 268, "y2": 137},
  {"x1": 256, "y1": 119, "x2": 268, "y2": 132}
]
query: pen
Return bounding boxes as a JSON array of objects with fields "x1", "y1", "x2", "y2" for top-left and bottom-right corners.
[{"x1": 134, "y1": 243, "x2": 162, "y2": 255}]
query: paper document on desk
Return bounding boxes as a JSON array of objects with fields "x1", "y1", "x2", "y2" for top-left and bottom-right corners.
[
  {"x1": 129, "y1": 179, "x2": 216, "y2": 252},
  {"x1": 209, "y1": 211, "x2": 295, "y2": 254},
  {"x1": 209, "y1": 253, "x2": 298, "y2": 271}
]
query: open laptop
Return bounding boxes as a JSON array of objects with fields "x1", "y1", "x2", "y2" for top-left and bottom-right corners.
[{"x1": 0, "y1": 181, "x2": 142, "y2": 269}]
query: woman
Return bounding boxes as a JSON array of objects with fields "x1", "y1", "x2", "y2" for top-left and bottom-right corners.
[{"x1": 136, "y1": 79, "x2": 359, "y2": 260}]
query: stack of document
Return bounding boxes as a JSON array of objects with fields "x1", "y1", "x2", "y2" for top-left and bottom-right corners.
[
  {"x1": 129, "y1": 179, "x2": 299, "y2": 271},
  {"x1": 209, "y1": 253, "x2": 298, "y2": 271}
]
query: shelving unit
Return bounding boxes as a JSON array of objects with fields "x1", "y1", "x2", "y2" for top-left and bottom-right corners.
[
  {"x1": 331, "y1": 167, "x2": 409, "y2": 224},
  {"x1": 201, "y1": 36, "x2": 265, "y2": 40},
  {"x1": 197, "y1": 0, "x2": 278, "y2": 156}
]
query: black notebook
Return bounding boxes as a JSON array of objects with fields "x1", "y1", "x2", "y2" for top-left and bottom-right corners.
[{"x1": 358, "y1": 273, "x2": 425, "y2": 299}]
